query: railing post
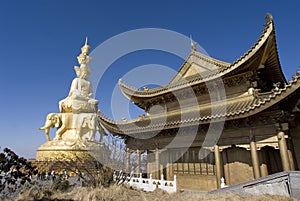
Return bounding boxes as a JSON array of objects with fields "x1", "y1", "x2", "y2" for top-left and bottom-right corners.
[
  {"x1": 129, "y1": 174, "x2": 133, "y2": 186},
  {"x1": 126, "y1": 148, "x2": 131, "y2": 173},
  {"x1": 160, "y1": 174, "x2": 164, "y2": 187},
  {"x1": 139, "y1": 173, "x2": 142, "y2": 184},
  {"x1": 174, "y1": 175, "x2": 177, "y2": 192},
  {"x1": 150, "y1": 174, "x2": 155, "y2": 190},
  {"x1": 149, "y1": 174, "x2": 153, "y2": 184},
  {"x1": 220, "y1": 177, "x2": 227, "y2": 188},
  {"x1": 113, "y1": 171, "x2": 116, "y2": 182}
]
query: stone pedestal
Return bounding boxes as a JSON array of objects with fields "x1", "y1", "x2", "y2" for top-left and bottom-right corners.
[{"x1": 36, "y1": 140, "x2": 103, "y2": 161}]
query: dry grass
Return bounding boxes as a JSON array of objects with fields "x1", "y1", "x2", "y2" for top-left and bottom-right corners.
[{"x1": 11, "y1": 185, "x2": 296, "y2": 201}]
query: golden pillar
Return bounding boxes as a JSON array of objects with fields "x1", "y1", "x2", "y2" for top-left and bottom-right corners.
[
  {"x1": 166, "y1": 149, "x2": 174, "y2": 180},
  {"x1": 288, "y1": 149, "x2": 295, "y2": 171},
  {"x1": 136, "y1": 149, "x2": 141, "y2": 175},
  {"x1": 214, "y1": 145, "x2": 222, "y2": 188},
  {"x1": 126, "y1": 148, "x2": 131, "y2": 173},
  {"x1": 277, "y1": 132, "x2": 291, "y2": 171},
  {"x1": 155, "y1": 148, "x2": 160, "y2": 179},
  {"x1": 287, "y1": 140, "x2": 295, "y2": 171},
  {"x1": 222, "y1": 151, "x2": 230, "y2": 185},
  {"x1": 250, "y1": 138, "x2": 261, "y2": 179}
]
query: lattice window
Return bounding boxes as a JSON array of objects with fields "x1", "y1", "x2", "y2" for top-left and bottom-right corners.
[{"x1": 172, "y1": 148, "x2": 216, "y2": 175}]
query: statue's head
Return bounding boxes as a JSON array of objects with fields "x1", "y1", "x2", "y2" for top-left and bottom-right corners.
[
  {"x1": 74, "y1": 64, "x2": 91, "y2": 79},
  {"x1": 77, "y1": 54, "x2": 91, "y2": 65}
]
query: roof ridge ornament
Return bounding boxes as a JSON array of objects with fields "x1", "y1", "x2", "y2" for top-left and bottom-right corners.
[
  {"x1": 265, "y1": 13, "x2": 273, "y2": 23},
  {"x1": 190, "y1": 34, "x2": 197, "y2": 51}
]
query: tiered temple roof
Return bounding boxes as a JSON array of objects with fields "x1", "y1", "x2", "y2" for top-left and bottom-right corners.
[
  {"x1": 118, "y1": 13, "x2": 285, "y2": 109},
  {"x1": 99, "y1": 74, "x2": 300, "y2": 135},
  {"x1": 98, "y1": 14, "x2": 300, "y2": 137}
]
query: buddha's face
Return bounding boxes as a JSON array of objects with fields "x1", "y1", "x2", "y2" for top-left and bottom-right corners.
[
  {"x1": 78, "y1": 56, "x2": 85, "y2": 64},
  {"x1": 80, "y1": 68, "x2": 90, "y2": 79}
]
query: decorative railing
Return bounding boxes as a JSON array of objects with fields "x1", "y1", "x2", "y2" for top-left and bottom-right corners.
[{"x1": 114, "y1": 172, "x2": 177, "y2": 193}]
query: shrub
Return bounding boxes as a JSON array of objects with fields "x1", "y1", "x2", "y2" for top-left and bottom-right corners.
[
  {"x1": 0, "y1": 147, "x2": 37, "y2": 197},
  {"x1": 51, "y1": 176, "x2": 70, "y2": 192}
]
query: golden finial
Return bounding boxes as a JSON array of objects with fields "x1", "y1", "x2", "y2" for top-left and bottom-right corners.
[
  {"x1": 190, "y1": 34, "x2": 197, "y2": 51},
  {"x1": 85, "y1": 37, "x2": 88, "y2": 46}
]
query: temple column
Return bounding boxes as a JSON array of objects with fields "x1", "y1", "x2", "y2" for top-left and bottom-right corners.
[
  {"x1": 166, "y1": 149, "x2": 172, "y2": 180},
  {"x1": 214, "y1": 145, "x2": 222, "y2": 188},
  {"x1": 222, "y1": 150, "x2": 230, "y2": 185},
  {"x1": 155, "y1": 148, "x2": 160, "y2": 179},
  {"x1": 126, "y1": 148, "x2": 131, "y2": 174},
  {"x1": 136, "y1": 149, "x2": 141, "y2": 175},
  {"x1": 277, "y1": 132, "x2": 291, "y2": 171},
  {"x1": 288, "y1": 149, "x2": 295, "y2": 171},
  {"x1": 250, "y1": 137, "x2": 261, "y2": 179},
  {"x1": 259, "y1": 150, "x2": 268, "y2": 177},
  {"x1": 287, "y1": 140, "x2": 295, "y2": 171}
]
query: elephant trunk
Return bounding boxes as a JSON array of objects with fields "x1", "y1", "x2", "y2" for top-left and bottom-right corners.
[
  {"x1": 39, "y1": 118, "x2": 54, "y2": 130},
  {"x1": 39, "y1": 126, "x2": 48, "y2": 130},
  {"x1": 39, "y1": 123, "x2": 52, "y2": 141}
]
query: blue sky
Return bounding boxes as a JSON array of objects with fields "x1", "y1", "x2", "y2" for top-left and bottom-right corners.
[{"x1": 0, "y1": 1, "x2": 300, "y2": 159}]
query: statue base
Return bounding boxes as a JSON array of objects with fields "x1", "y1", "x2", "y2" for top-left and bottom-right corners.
[
  {"x1": 36, "y1": 139, "x2": 104, "y2": 161},
  {"x1": 36, "y1": 140, "x2": 108, "y2": 175}
]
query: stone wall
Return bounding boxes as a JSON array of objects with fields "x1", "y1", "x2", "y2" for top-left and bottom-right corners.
[
  {"x1": 176, "y1": 173, "x2": 216, "y2": 191},
  {"x1": 222, "y1": 146, "x2": 254, "y2": 185}
]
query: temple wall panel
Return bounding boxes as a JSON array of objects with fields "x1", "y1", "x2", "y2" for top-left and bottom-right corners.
[
  {"x1": 166, "y1": 163, "x2": 174, "y2": 180},
  {"x1": 173, "y1": 163, "x2": 215, "y2": 176},
  {"x1": 147, "y1": 162, "x2": 163, "y2": 179},
  {"x1": 222, "y1": 147, "x2": 254, "y2": 185}
]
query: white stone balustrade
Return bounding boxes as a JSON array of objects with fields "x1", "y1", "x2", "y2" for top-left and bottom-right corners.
[{"x1": 126, "y1": 173, "x2": 177, "y2": 193}]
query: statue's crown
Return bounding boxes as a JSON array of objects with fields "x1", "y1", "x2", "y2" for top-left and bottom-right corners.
[{"x1": 77, "y1": 37, "x2": 91, "y2": 65}]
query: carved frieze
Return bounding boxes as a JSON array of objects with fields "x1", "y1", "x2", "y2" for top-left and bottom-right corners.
[
  {"x1": 223, "y1": 71, "x2": 253, "y2": 88},
  {"x1": 222, "y1": 110, "x2": 294, "y2": 130}
]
